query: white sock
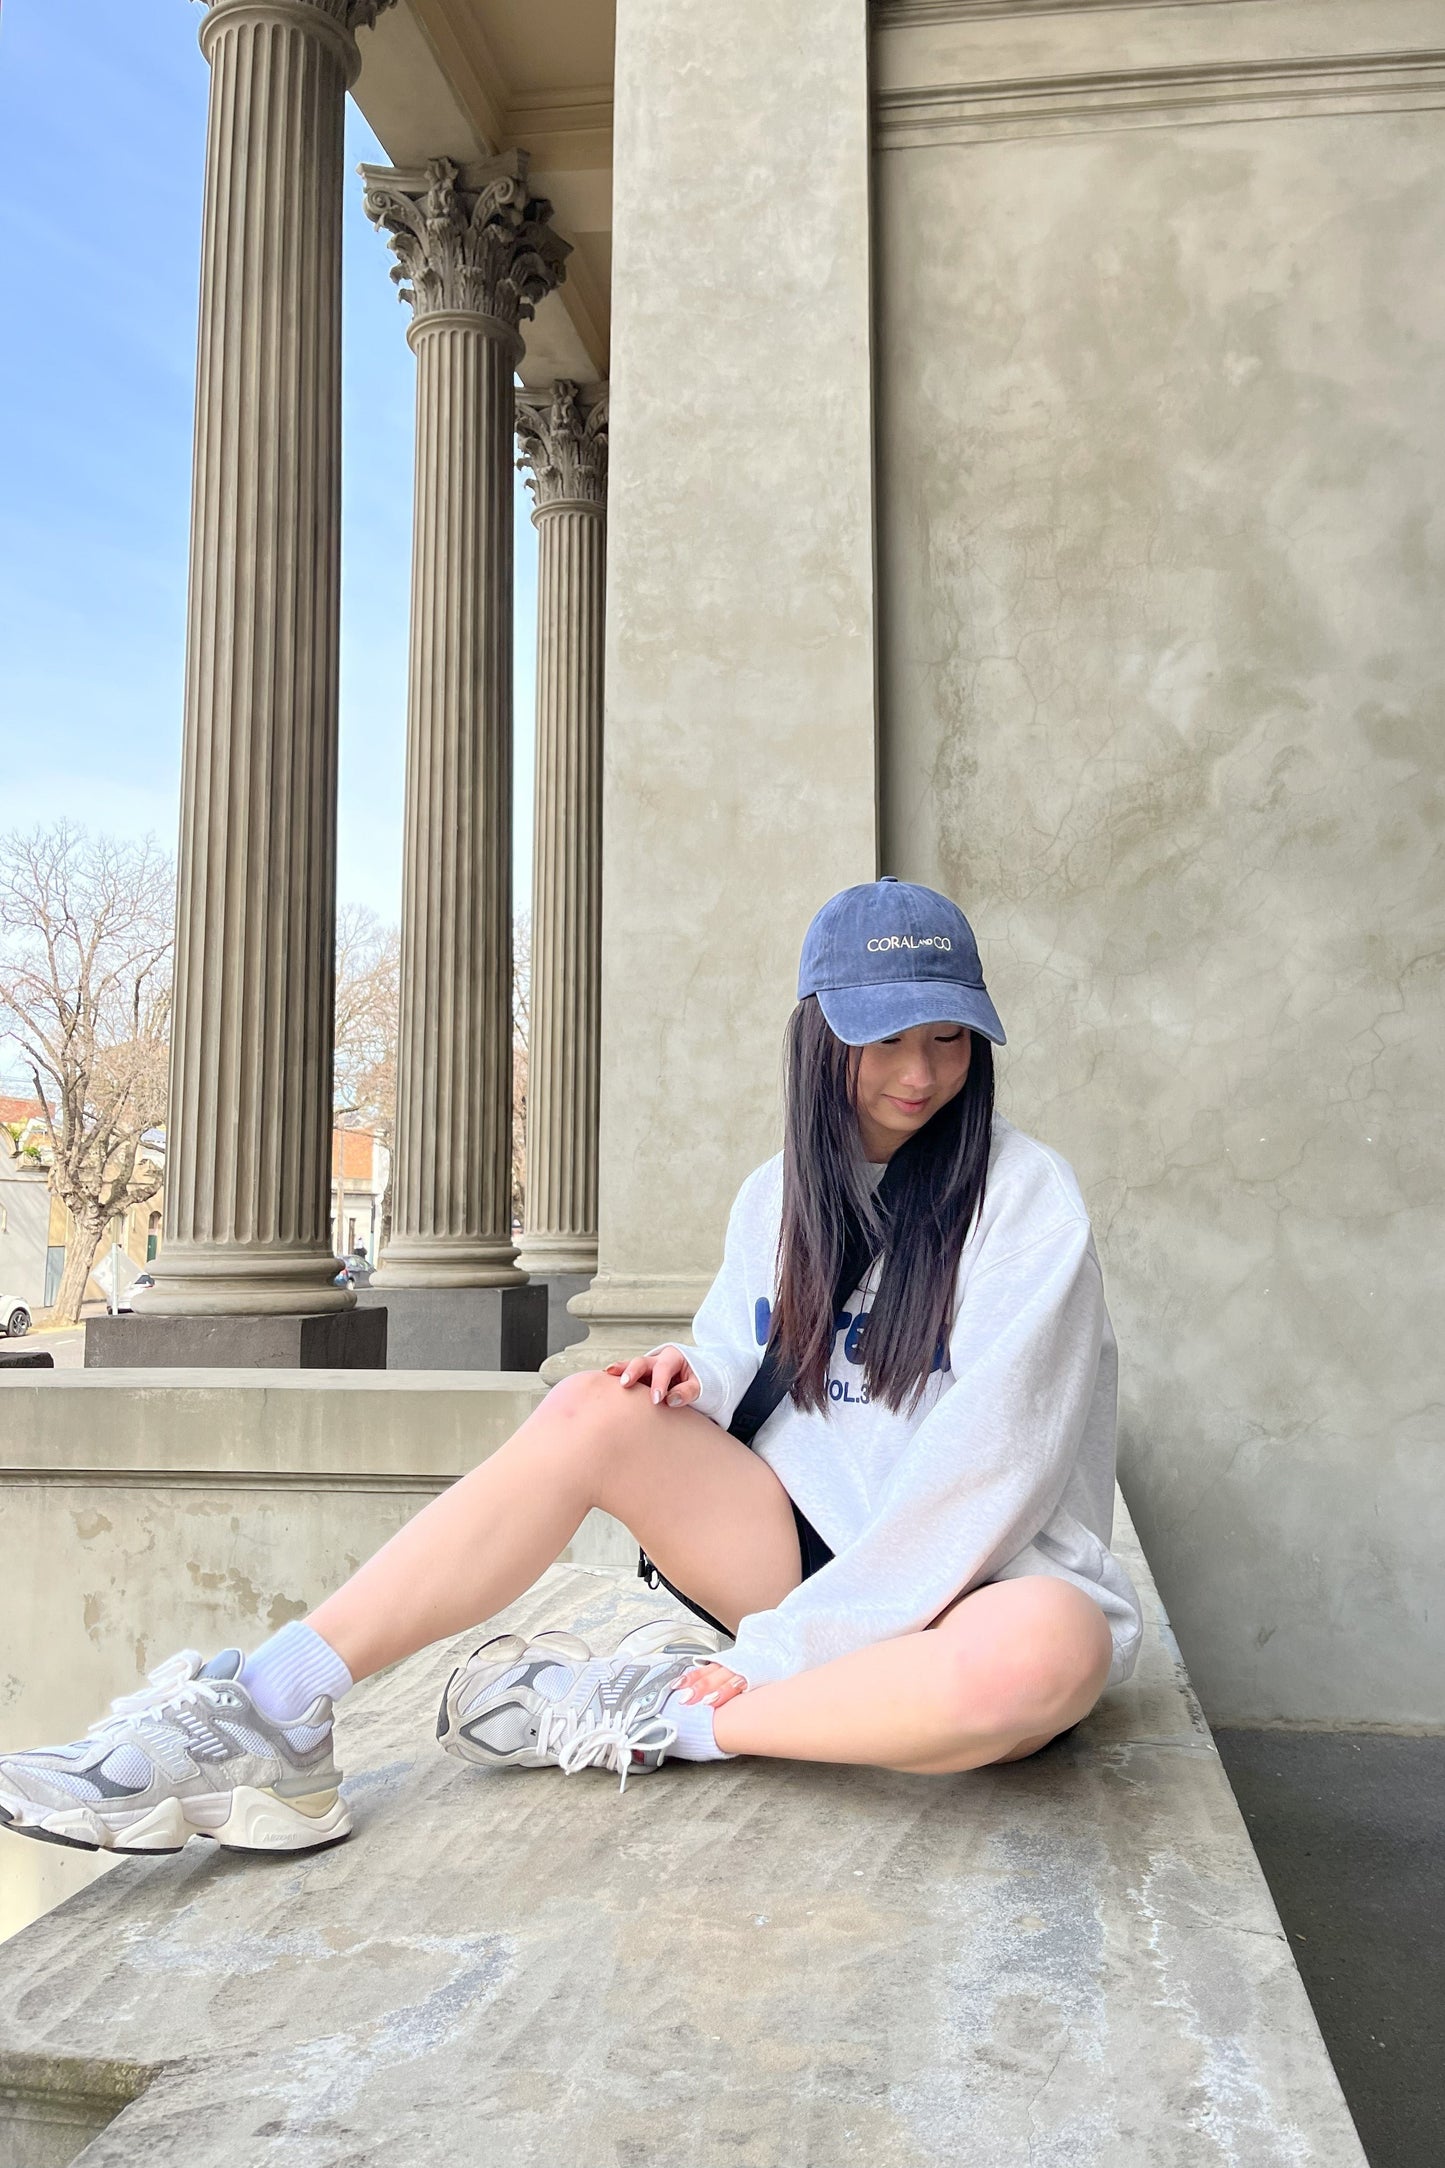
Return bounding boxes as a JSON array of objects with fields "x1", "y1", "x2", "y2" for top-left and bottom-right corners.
[
  {"x1": 660, "y1": 1687, "x2": 737, "y2": 1762},
  {"x1": 240, "y1": 1620, "x2": 353, "y2": 1723}
]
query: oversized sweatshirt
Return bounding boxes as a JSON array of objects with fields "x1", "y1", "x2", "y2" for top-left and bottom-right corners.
[{"x1": 646, "y1": 1111, "x2": 1143, "y2": 1691}]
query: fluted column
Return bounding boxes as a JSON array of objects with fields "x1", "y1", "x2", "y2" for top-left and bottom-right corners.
[
  {"x1": 514, "y1": 384, "x2": 608, "y2": 1278},
  {"x1": 363, "y1": 156, "x2": 568, "y2": 1287},
  {"x1": 146, "y1": 0, "x2": 391, "y2": 1317}
]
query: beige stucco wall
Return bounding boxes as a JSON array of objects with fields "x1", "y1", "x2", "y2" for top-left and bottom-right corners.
[{"x1": 873, "y1": 3, "x2": 1445, "y2": 1723}]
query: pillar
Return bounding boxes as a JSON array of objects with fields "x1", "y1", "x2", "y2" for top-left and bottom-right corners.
[
  {"x1": 541, "y1": 0, "x2": 878, "y2": 1379},
  {"x1": 513, "y1": 383, "x2": 608, "y2": 1279},
  {"x1": 361, "y1": 156, "x2": 568, "y2": 1288},
  {"x1": 144, "y1": 0, "x2": 392, "y2": 1320}
]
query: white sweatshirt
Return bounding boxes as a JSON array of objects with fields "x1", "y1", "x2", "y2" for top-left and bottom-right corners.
[{"x1": 647, "y1": 1111, "x2": 1143, "y2": 1691}]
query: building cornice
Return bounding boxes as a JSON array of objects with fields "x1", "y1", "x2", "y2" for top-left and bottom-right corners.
[
  {"x1": 876, "y1": 44, "x2": 1445, "y2": 144},
  {"x1": 876, "y1": 0, "x2": 1245, "y2": 20}
]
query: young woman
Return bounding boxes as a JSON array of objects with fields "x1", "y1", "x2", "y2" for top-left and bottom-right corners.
[{"x1": 0, "y1": 878, "x2": 1142, "y2": 1856}]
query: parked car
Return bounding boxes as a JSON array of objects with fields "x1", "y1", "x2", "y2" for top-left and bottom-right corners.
[{"x1": 0, "y1": 1292, "x2": 32, "y2": 1338}]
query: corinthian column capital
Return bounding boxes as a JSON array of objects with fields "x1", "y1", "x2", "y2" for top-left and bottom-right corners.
[
  {"x1": 198, "y1": 0, "x2": 394, "y2": 82},
  {"x1": 516, "y1": 382, "x2": 609, "y2": 513},
  {"x1": 360, "y1": 154, "x2": 569, "y2": 339}
]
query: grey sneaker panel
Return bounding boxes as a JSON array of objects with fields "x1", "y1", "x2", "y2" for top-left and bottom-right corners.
[{"x1": 0, "y1": 1654, "x2": 339, "y2": 1827}]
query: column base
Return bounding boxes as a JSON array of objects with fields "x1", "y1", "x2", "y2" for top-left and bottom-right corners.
[
  {"x1": 135, "y1": 1244, "x2": 355, "y2": 1317},
  {"x1": 352, "y1": 1285, "x2": 548, "y2": 1371},
  {"x1": 514, "y1": 1236, "x2": 599, "y2": 1278},
  {"x1": 370, "y1": 1237, "x2": 526, "y2": 1289},
  {"x1": 538, "y1": 1272, "x2": 712, "y2": 1383},
  {"x1": 84, "y1": 1310, "x2": 387, "y2": 1371}
]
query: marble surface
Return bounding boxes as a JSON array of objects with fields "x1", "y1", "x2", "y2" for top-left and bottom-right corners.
[{"x1": 0, "y1": 1507, "x2": 1366, "y2": 2165}]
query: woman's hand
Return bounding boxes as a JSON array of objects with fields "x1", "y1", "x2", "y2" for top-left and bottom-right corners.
[
  {"x1": 606, "y1": 1346, "x2": 702, "y2": 1409},
  {"x1": 674, "y1": 1660, "x2": 749, "y2": 1708}
]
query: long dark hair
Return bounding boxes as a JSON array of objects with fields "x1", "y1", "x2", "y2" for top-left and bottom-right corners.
[{"x1": 769, "y1": 995, "x2": 995, "y2": 1419}]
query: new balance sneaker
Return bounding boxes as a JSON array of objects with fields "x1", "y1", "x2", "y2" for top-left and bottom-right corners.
[
  {"x1": 610, "y1": 1618, "x2": 732, "y2": 1663},
  {"x1": 0, "y1": 1649, "x2": 350, "y2": 1855},
  {"x1": 438, "y1": 1640, "x2": 697, "y2": 1792},
  {"x1": 432, "y1": 1627, "x2": 593, "y2": 1749}
]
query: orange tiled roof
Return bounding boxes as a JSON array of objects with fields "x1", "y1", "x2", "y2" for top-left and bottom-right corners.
[{"x1": 0, "y1": 1096, "x2": 48, "y2": 1126}]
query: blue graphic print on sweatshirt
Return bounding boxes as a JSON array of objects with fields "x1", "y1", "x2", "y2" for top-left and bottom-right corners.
[{"x1": 752, "y1": 1292, "x2": 947, "y2": 1404}]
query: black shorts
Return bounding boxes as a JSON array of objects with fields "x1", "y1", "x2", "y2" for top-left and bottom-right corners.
[{"x1": 636, "y1": 1499, "x2": 834, "y2": 1640}]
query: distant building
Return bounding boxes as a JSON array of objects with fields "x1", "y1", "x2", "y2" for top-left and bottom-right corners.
[
  {"x1": 331, "y1": 1129, "x2": 388, "y2": 1271},
  {"x1": 0, "y1": 1131, "x2": 50, "y2": 1312},
  {"x1": 0, "y1": 1100, "x2": 162, "y2": 1312}
]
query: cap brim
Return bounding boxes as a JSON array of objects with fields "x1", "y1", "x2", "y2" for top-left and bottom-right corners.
[{"x1": 815, "y1": 980, "x2": 1006, "y2": 1048}]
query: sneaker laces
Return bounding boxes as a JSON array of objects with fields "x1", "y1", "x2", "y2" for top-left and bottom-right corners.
[
  {"x1": 83, "y1": 1653, "x2": 210, "y2": 1741},
  {"x1": 535, "y1": 1703, "x2": 680, "y2": 1794}
]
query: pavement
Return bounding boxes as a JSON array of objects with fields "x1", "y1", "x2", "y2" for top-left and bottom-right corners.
[
  {"x1": 0, "y1": 1537, "x2": 1367, "y2": 2167},
  {"x1": 7, "y1": 1323, "x2": 84, "y2": 1369},
  {"x1": 1214, "y1": 1729, "x2": 1445, "y2": 2168}
]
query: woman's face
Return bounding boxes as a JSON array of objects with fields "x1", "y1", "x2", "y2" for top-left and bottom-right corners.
[{"x1": 850, "y1": 1023, "x2": 973, "y2": 1161}]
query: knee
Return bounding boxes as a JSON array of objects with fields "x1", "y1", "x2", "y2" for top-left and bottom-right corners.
[
  {"x1": 943, "y1": 1589, "x2": 1110, "y2": 1741},
  {"x1": 542, "y1": 1367, "x2": 614, "y2": 1422},
  {"x1": 532, "y1": 1367, "x2": 635, "y2": 1480}
]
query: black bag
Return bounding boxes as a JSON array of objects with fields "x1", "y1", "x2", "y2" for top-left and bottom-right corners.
[{"x1": 636, "y1": 1154, "x2": 909, "y2": 1596}]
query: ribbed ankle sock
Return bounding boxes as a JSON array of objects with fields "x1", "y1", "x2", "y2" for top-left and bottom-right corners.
[
  {"x1": 660, "y1": 1687, "x2": 737, "y2": 1762},
  {"x1": 240, "y1": 1620, "x2": 353, "y2": 1723}
]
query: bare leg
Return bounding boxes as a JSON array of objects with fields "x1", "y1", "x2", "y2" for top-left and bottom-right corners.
[
  {"x1": 712, "y1": 1577, "x2": 1114, "y2": 1773},
  {"x1": 306, "y1": 1371, "x2": 1112, "y2": 1776},
  {"x1": 307, "y1": 1370, "x2": 803, "y2": 1683}
]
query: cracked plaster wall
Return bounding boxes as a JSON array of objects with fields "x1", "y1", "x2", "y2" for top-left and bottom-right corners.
[{"x1": 875, "y1": 86, "x2": 1444, "y2": 1723}]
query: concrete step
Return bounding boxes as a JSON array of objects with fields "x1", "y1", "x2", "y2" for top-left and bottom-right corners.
[{"x1": 0, "y1": 1513, "x2": 1368, "y2": 2167}]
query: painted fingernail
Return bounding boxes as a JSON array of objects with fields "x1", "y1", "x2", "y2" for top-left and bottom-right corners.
[{"x1": 652, "y1": 1388, "x2": 661, "y2": 1404}]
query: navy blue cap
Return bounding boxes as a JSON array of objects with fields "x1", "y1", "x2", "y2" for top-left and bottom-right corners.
[{"x1": 797, "y1": 877, "x2": 1006, "y2": 1047}]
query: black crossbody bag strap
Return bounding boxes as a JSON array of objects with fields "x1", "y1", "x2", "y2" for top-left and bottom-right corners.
[
  {"x1": 726, "y1": 1153, "x2": 908, "y2": 1447},
  {"x1": 636, "y1": 1156, "x2": 909, "y2": 1595}
]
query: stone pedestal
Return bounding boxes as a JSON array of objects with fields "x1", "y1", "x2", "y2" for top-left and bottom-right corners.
[
  {"x1": 145, "y1": 0, "x2": 391, "y2": 1321},
  {"x1": 531, "y1": 1271, "x2": 592, "y2": 1360},
  {"x1": 360, "y1": 156, "x2": 567, "y2": 1293},
  {"x1": 514, "y1": 383, "x2": 607, "y2": 1283},
  {"x1": 84, "y1": 1310, "x2": 387, "y2": 1370},
  {"x1": 353, "y1": 1285, "x2": 546, "y2": 1370}
]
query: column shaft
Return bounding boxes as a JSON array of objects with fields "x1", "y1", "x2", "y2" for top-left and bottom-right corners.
[
  {"x1": 150, "y1": 0, "x2": 363, "y2": 1315},
  {"x1": 361, "y1": 156, "x2": 568, "y2": 1289},
  {"x1": 515, "y1": 385, "x2": 607, "y2": 1279},
  {"x1": 385, "y1": 318, "x2": 519, "y2": 1284}
]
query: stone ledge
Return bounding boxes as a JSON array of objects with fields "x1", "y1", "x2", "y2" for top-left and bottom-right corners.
[
  {"x1": 0, "y1": 1516, "x2": 1367, "y2": 2165},
  {"x1": 0, "y1": 1369, "x2": 550, "y2": 1481}
]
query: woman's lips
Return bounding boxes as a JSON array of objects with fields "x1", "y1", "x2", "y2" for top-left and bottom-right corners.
[{"x1": 887, "y1": 1095, "x2": 929, "y2": 1113}]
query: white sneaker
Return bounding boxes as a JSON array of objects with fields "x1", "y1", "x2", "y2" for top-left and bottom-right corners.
[
  {"x1": 438, "y1": 1641, "x2": 695, "y2": 1792},
  {"x1": 0, "y1": 1650, "x2": 350, "y2": 1855},
  {"x1": 611, "y1": 1618, "x2": 732, "y2": 1663}
]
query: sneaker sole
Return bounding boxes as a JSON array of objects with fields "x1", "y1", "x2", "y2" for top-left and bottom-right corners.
[{"x1": 0, "y1": 1785, "x2": 351, "y2": 1856}]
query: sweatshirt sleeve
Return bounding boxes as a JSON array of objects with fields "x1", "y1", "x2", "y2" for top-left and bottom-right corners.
[
  {"x1": 726, "y1": 1211, "x2": 1107, "y2": 1687},
  {"x1": 641, "y1": 1165, "x2": 770, "y2": 1431}
]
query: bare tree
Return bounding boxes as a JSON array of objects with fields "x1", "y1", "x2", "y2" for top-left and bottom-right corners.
[
  {"x1": 333, "y1": 903, "x2": 400, "y2": 1247},
  {"x1": 0, "y1": 825, "x2": 173, "y2": 1324},
  {"x1": 512, "y1": 909, "x2": 531, "y2": 1232}
]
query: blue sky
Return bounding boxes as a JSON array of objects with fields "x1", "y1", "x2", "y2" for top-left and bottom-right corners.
[{"x1": 0, "y1": 0, "x2": 539, "y2": 924}]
